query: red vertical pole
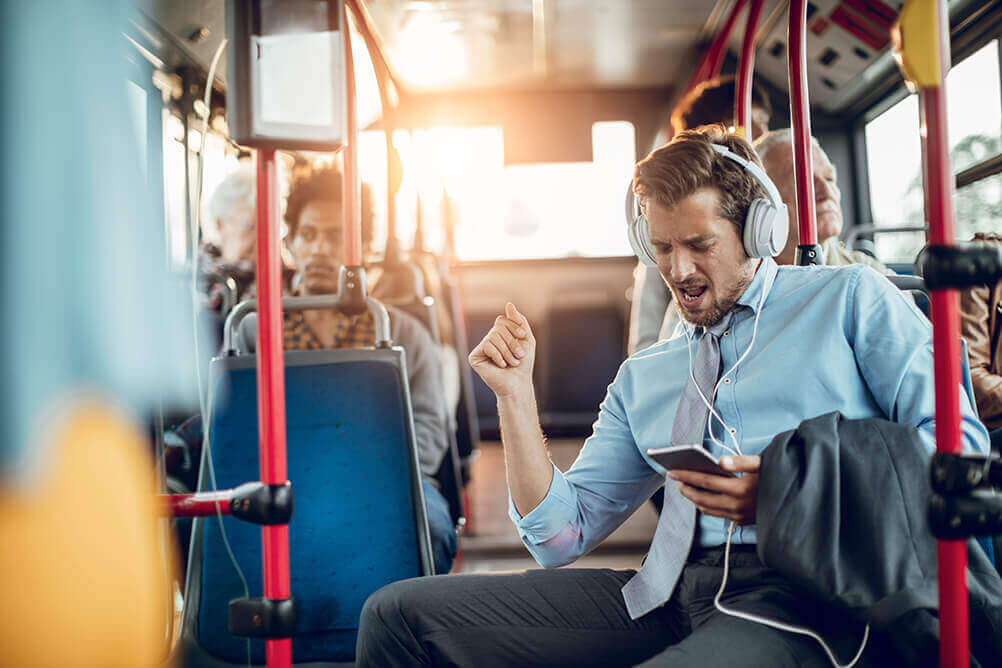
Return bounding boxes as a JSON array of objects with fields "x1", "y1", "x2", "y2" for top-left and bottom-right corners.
[
  {"x1": 683, "y1": 0, "x2": 749, "y2": 94},
  {"x1": 256, "y1": 149, "x2": 292, "y2": 667},
  {"x1": 918, "y1": 2, "x2": 968, "y2": 664},
  {"x1": 734, "y1": 0, "x2": 765, "y2": 137},
  {"x1": 788, "y1": 0, "x2": 822, "y2": 265},
  {"x1": 342, "y1": 1, "x2": 362, "y2": 267}
]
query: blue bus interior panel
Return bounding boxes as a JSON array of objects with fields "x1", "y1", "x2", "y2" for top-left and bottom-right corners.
[{"x1": 181, "y1": 349, "x2": 431, "y2": 665}]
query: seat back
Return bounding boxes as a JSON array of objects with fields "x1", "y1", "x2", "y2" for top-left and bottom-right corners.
[
  {"x1": 181, "y1": 348, "x2": 433, "y2": 664},
  {"x1": 233, "y1": 296, "x2": 465, "y2": 529},
  {"x1": 544, "y1": 302, "x2": 624, "y2": 433},
  {"x1": 382, "y1": 295, "x2": 441, "y2": 344}
]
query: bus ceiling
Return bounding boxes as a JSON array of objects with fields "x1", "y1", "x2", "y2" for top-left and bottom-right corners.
[{"x1": 139, "y1": 0, "x2": 995, "y2": 158}]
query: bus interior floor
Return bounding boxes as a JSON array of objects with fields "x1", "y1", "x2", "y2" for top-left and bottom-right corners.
[{"x1": 456, "y1": 439, "x2": 658, "y2": 574}]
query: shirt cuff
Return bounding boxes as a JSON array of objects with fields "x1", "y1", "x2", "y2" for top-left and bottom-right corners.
[{"x1": 507, "y1": 463, "x2": 578, "y2": 545}]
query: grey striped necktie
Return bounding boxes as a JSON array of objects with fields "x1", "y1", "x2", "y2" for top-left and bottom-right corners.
[{"x1": 622, "y1": 310, "x2": 734, "y2": 620}]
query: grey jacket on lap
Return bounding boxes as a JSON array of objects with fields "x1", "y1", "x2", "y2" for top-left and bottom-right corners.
[{"x1": 757, "y1": 412, "x2": 1002, "y2": 667}]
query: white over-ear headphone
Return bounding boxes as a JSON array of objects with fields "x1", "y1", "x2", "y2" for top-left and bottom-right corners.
[{"x1": 626, "y1": 143, "x2": 789, "y2": 266}]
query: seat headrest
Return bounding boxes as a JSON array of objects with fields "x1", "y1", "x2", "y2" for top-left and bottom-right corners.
[{"x1": 236, "y1": 313, "x2": 258, "y2": 354}]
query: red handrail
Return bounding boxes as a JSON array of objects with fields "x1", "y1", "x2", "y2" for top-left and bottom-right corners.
[
  {"x1": 163, "y1": 491, "x2": 232, "y2": 518},
  {"x1": 917, "y1": 3, "x2": 968, "y2": 664},
  {"x1": 734, "y1": 0, "x2": 765, "y2": 137},
  {"x1": 342, "y1": 1, "x2": 362, "y2": 268},
  {"x1": 788, "y1": 0, "x2": 821, "y2": 264},
  {"x1": 346, "y1": 0, "x2": 400, "y2": 262},
  {"x1": 256, "y1": 148, "x2": 292, "y2": 667},
  {"x1": 892, "y1": 1, "x2": 969, "y2": 662},
  {"x1": 684, "y1": 0, "x2": 749, "y2": 95}
]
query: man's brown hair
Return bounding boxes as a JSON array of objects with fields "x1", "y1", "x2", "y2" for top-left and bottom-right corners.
[
  {"x1": 633, "y1": 124, "x2": 767, "y2": 236},
  {"x1": 670, "y1": 75, "x2": 772, "y2": 135}
]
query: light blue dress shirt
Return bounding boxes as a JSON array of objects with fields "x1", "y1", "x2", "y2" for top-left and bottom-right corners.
[{"x1": 510, "y1": 258, "x2": 989, "y2": 567}]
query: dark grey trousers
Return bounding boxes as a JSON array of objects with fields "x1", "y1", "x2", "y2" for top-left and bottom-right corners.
[{"x1": 356, "y1": 546, "x2": 887, "y2": 667}]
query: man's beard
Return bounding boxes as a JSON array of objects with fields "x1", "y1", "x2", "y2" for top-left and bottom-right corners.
[{"x1": 668, "y1": 262, "x2": 756, "y2": 327}]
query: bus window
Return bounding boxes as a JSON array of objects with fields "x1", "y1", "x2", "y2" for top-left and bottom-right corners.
[
  {"x1": 358, "y1": 129, "x2": 389, "y2": 251},
  {"x1": 946, "y1": 40, "x2": 1001, "y2": 173},
  {"x1": 350, "y1": 13, "x2": 382, "y2": 128},
  {"x1": 865, "y1": 40, "x2": 1002, "y2": 263},
  {"x1": 394, "y1": 122, "x2": 636, "y2": 262}
]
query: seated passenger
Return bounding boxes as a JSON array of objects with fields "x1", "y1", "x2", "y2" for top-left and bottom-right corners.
[
  {"x1": 632, "y1": 127, "x2": 900, "y2": 354},
  {"x1": 753, "y1": 129, "x2": 896, "y2": 272},
  {"x1": 283, "y1": 166, "x2": 457, "y2": 575},
  {"x1": 200, "y1": 165, "x2": 294, "y2": 324},
  {"x1": 960, "y1": 232, "x2": 1002, "y2": 452},
  {"x1": 355, "y1": 127, "x2": 989, "y2": 667},
  {"x1": 631, "y1": 76, "x2": 772, "y2": 355},
  {"x1": 670, "y1": 75, "x2": 772, "y2": 140}
]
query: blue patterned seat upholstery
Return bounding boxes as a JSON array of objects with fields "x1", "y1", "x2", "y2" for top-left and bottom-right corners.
[{"x1": 179, "y1": 348, "x2": 433, "y2": 666}]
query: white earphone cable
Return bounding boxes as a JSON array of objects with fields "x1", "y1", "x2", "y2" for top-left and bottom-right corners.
[
  {"x1": 714, "y1": 524, "x2": 871, "y2": 668},
  {"x1": 682, "y1": 268, "x2": 869, "y2": 668}
]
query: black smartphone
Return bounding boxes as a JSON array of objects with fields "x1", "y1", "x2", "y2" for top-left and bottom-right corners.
[{"x1": 646, "y1": 445, "x2": 735, "y2": 477}]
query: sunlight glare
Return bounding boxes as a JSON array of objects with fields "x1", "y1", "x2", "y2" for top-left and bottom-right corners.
[{"x1": 395, "y1": 13, "x2": 469, "y2": 88}]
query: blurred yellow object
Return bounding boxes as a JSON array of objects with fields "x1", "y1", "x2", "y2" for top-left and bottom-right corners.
[{"x1": 0, "y1": 401, "x2": 175, "y2": 667}]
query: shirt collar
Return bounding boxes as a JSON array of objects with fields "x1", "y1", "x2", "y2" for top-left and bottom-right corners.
[
  {"x1": 679, "y1": 257, "x2": 779, "y2": 337},
  {"x1": 736, "y1": 257, "x2": 778, "y2": 314}
]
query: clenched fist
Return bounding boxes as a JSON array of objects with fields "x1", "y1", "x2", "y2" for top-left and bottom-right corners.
[{"x1": 468, "y1": 302, "x2": 536, "y2": 399}]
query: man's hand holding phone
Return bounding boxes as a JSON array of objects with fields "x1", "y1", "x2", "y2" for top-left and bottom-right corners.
[
  {"x1": 649, "y1": 448, "x2": 757, "y2": 528},
  {"x1": 652, "y1": 448, "x2": 760, "y2": 525}
]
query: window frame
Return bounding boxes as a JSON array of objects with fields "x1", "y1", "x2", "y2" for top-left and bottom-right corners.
[{"x1": 852, "y1": 3, "x2": 1002, "y2": 256}]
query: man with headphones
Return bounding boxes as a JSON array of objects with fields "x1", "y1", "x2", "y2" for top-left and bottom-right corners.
[{"x1": 355, "y1": 126, "x2": 989, "y2": 667}]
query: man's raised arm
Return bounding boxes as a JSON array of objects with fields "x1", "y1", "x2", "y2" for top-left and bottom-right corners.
[{"x1": 468, "y1": 302, "x2": 552, "y2": 516}]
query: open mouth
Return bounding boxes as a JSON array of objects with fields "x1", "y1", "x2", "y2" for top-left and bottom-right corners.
[{"x1": 678, "y1": 285, "x2": 707, "y2": 309}]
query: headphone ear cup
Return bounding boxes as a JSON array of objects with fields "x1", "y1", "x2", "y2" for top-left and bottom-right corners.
[
  {"x1": 636, "y1": 215, "x2": 658, "y2": 266},
  {"x1": 743, "y1": 199, "x2": 772, "y2": 258},
  {"x1": 743, "y1": 199, "x2": 789, "y2": 258},
  {"x1": 627, "y1": 211, "x2": 658, "y2": 266},
  {"x1": 770, "y1": 204, "x2": 790, "y2": 256},
  {"x1": 625, "y1": 185, "x2": 658, "y2": 267}
]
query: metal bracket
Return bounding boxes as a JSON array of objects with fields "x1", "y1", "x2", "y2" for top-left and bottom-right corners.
[
  {"x1": 795, "y1": 243, "x2": 823, "y2": 266},
  {"x1": 230, "y1": 481, "x2": 293, "y2": 525},
  {"x1": 917, "y1": 243, "x2": 1002, "y2": 291},
  {"x1": 929, "y1": 490, "x2": 1002, "y2": 540},
  {"x1": 229, "y1": 596, "x2": 297, "y2": 638},
  {"x1": 930, "y1": 452, "x2": 1002, "y2": 494}
]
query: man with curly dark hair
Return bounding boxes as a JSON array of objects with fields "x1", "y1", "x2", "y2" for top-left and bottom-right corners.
[{"x1": 284, "y1": 165, "x2": 457, "y2": 576}]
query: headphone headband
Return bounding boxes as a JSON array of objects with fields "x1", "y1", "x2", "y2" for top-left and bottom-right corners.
[
  {"x1": 708, "y1": 144, "x2": 785, "y2": 211},
  {"x1": 626, "y1": 140, "x2": 789, "y2": 265}
]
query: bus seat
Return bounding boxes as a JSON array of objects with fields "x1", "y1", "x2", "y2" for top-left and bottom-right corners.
[
  {"x1": 544, "y1": 303, "x2": 624, "y2": 434},
  {"x1": 886, "y1": 273, "x2": 931, "y2": 317},
  {"x1": 237, "y1": 303, "x2": 465, "y2": 531},
  {"x1": 381, "y1": 295, "x2": 442, "y2": 346},
  {"x1": 438, "y1": 274, "x2": 481, "y2": 485},
  {"x1": 177, "y1": 349, "x2": 434, "y2": 665}
]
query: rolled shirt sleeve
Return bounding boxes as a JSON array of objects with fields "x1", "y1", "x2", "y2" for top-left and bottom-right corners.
[{"x1": 507, "y1": 368, "x2": 664, "y2": 568}]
